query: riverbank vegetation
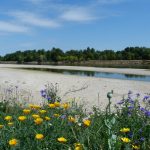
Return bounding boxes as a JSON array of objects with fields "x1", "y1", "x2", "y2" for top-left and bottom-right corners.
[
  {"x1": 0, "y1": 47, "x2": 150, "y2": 64},
  {"x1": 0, "y1": 84, "x2": 150, "y2": 149}
]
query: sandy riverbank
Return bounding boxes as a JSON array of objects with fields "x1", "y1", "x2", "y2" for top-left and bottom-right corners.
[
  {"x1": 1, "y1": 64, "x2": 150, "y2": 75},
  {"x1": 0, "y1": 64, "x2": 150, "y2": 109}
]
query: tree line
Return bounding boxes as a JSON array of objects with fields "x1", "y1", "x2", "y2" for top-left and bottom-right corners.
[{"x1": 0, "y1": 47, "x2": 150, "y2": 64}]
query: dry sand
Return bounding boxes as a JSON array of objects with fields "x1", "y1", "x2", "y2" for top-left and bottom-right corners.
[{"x1": 0, "y1": 64, "x2": 150, "y2": 109}]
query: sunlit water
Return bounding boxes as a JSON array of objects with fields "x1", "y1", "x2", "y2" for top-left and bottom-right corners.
[{"x1": 13, "y1": 67, "x2": 150, "y2": 82}]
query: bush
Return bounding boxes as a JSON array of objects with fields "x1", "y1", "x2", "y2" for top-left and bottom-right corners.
[{"x1": 0, "y1": 87, "x2": 149, "y2": 149}]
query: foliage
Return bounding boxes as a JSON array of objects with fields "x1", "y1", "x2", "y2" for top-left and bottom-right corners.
[
  {"x1": 0, "y1": 88, "x2": 150, "y2": 149},
  {"x1": 1, "y1": 47, "x2": 150, "y2": 63}
]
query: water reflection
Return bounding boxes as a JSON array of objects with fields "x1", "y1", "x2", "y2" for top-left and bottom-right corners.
[{"x1": 14, "y1": 67, "x2": 150, "y2": 82}]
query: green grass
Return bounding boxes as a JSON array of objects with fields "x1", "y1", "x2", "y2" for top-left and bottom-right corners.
[{"x1": 0, "y1": 87, "x2": 150, "y2": 150}]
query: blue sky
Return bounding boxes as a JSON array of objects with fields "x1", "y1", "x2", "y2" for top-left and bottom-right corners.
[{"x1": 0, "y1": 0, "x2": 150, "y2": 55}]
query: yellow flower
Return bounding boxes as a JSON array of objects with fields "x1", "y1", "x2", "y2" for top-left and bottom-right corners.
[
  {"x1": 8, "y1": 122, "x2": 14, "y2": 126},
  {"x1": 132, "y1": 145, "x2": 140, "y2": 150},
  {"x1": 34, "y1": 118, "x2": 43, "y2": 125},
  {"x1": 4, "y1": 116, "x2": 12, "y2": 121},
  {"x1": 83, "y1": 119, "x2": 91, "y2": 127},
  {"x1": 62, "y1": 103, "x2": 69, "y2": 109},
  {"x1": 74, "y1": 143, "x2": 82, "y2": 150},
  {"x1": 9, "y1": 139, "x2": 18, "y2": 146},
  {"x1": 39, "y1": 110, "x2": 47, "y2": 114},
  {"x1": 32, "y1": 114, "x2": 40, "y2": 119},
  {"x1": 45, "y1": 116, "x2": 51, "y2": 121},
  {"x1": 68, "y1": 116, "x2": 76, "y2": 123},
  {"x1": 35, "y1": 134, "x2": 44, "y2": 140},
  {"x1": 121, "y1": 137, "x2": 131, "y2": 143},
  {"x1": 0, "y1": 125, "x2": 4, "y2": 128},
  {"x1": 29, "y1": 104, "x2": 41, "y2": 109},
  {"x1": 120, "y1": 128, "x2": 130, "y2": 133},
  {"x1": 18, "y1": 116, "x2": 27, "y2": 121},
  {"x1": 48, "y1": 103, "x2": 56, "y2": 108},
  {"x1": 54, "y1": 114, "x2": 60, "y2": 117},
  {"x1": 54, "y1": 102, "x2": 60, "y2": 107},
  {"x1": 23, "y1": 109, "x2": 31, "y2": 114},
  {"x1": 57, "y1": 137, "x2": 67, "y2": 143}
]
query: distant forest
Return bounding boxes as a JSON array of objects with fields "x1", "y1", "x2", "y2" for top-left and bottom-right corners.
[{"x1": 0, "y1": 47, "x2": 150, "y2": 64}]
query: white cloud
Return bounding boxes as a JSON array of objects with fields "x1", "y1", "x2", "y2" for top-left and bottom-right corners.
[
  {"x1": 61, "y1": 7, "x2": 97, "y2": 22},
  {"x1": 10, "y1": 11, "x2": 60, "y2": 28},
  {"x1": 0, "y1": 21, "x2": 29, "y2": 33}
]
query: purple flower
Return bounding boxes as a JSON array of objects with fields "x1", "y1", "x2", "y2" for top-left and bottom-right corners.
[
  {"x1": 140, "y1": 107, "x2": 146, "y2": 112},
  {"x1": 61, "y1": 115, "x2": 67, "y2": 119},
  {"x1": 128, "y1": 111, "x2": 132, "y2": 116},
  {"x1": 47, "y1": 97, "x2": 51, "y2": 101},
  {"x1": 140, "y1": 137, "x2": 145, "y2": 142},
  {"x1": 117, "y1": 100, "x2": 124, "y2": 105},
  {"x1": 139, "y1": 129, "x2": 143, "y2": 133},
  {"x1": 145, "y1": 110, "x2": 150, "y2": 117},
  {"x1": 128, "y1": 106, "x2": 134, "y2": 110},
  {"x1": 128, "y1": 132, "x2": 133, "y2": 138},
  {"x1": 127, "y1": 99, "x2": 134, "y2": 104},
  {"x1": 143, "y1": 95, "x2": 150, "y2": 101}
]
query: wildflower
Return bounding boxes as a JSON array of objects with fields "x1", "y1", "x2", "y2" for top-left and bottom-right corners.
[
  {"x1": 23, "y1": 109, "x2": 31, "y2": 114},
  {"x1": 35, "y1": 134, "x2": 44, "y2": 140},
  {"x1": 32, "y1": 114, "x2": 40, "y2": 119},
  {"x1": 48, "y1": 103, "x2": 56, "y2": 108},
  {"x1": 57, "y1": 137, "x2": 67, "y2": 143},
  {"x1": 74, "y1": 143, "x2": 82, "y2": 150},
  {"x1": 34, "y1": 105, "x2": 41, "y2": 109},
  {"x1": 9, "y1": 139, "x2": 18, "y2": 146},
  {"x1": 121, "y1": 137, "x2": 131, "y2": 143},
  {"x1": 62, "y1": 103, "x2": 69, "y2": 109},
  {"x1": 54, "y1": 101, "x2": 60, "y2": 107},
  {"x1": 140, "y1": 137, "x2": 145, "y2": 141},
  {"x1": 34, "y1": 118, "x2": 43, "y2": 125},
  {"x1": 54, "y1": 114, "x2": 60, "y2": 117},
  {"x1": 136, "y1": 93, "x2": 140, "y2": 97},
  {"x1": 29, "y1": 104, "x2": 41, "y2": 109},
  {"x1": 83, "y1": 119, "x2": 91, "y2": 127},
  {"x1": 40, "y1": 89, "x2": 47, "y2": 97},
  {"x1": 128, "y1": 132, "x2": 133, "y2": 138},
  {"x1": 68, "y1": 116, "x2": 76, "y2": 123},
  {"x1": 0, "y1": 125, "x2": 4, "y2": 128},
  {"x1": 117, "y1": 100, "x2": 124, "y2": 105},
  {"x1": 39, "y1": 110, "x2": 47, "y2": 114},
  {"x1": 18, "y1": 116, "x2": 27, "y2": 122},
  {"x1": 120, "y1": 128, "x2": 130, "y2": 133},
  {"x1": 143, "y1": 95, "x2": 150, "y2": 101},
  {"x1": 127, "y1": 99, "x2": 134, "y2": 104},
  {"x1": 47, "y1": 97, "x2": 51, "y2": 101},
  {"x1": 61, "y1": 114, "x2": 67, "y2": 119},
  {"x1": 45, "y1": 116, "x2": 51, "y2": 121},
  {"x1": 132, "y1": 145, "x2": 140, "y2": 150},
  {"x1": 8, "y1": 122, "x2": 14, "y2": 126},
  {"x1": 128, "y1": 106, "x2": 134, "y2": 110},
  {"x1": 145, "y1": 110, "x2": 150, "y2": 117},
  {"x1": 4, "y1": 116, "x2": 12, "y2": 121}
]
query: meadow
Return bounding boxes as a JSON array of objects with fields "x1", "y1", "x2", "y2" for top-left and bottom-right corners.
[{"x1": 0, "y1": 84, "x2": 150, "y2": 150}]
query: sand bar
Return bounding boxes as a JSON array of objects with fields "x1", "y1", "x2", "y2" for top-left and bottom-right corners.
[
  {"x1": 1, "y1": 64, "x2": 150, "y2": 75},
  {"x1": 0, "y1": 64, "x2": 150, "y2": 110}
]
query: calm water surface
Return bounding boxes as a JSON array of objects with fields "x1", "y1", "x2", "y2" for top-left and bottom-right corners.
[{"x1": 14, "y1": 67, "x2": 150, "y2": 82}]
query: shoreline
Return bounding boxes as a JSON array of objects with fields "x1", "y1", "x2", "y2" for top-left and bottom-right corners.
[
  {"x1": 0, "y1": 65, "x2": 150, "y2": 109},
  {"x1": 0, "y1": 64, "x2": 150, "y2": 76}
]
